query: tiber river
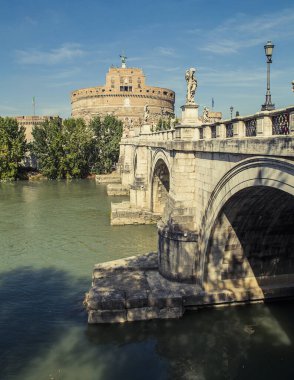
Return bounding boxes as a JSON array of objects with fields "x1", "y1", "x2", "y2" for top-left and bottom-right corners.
[{"x1": 0, "y1": 180, "x2": 294, "y2": 380}]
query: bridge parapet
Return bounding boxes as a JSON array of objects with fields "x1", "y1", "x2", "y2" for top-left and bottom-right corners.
[
  {"x1": 190, "y1": 105, "x2": 294, "y2": 141},
  {"x1": 126, "y1": 105, "x2": 294, "y2": 143}
]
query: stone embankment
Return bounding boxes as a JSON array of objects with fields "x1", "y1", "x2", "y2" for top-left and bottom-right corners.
[
  {"x1": 84, "y1": 252, "x2": 262, "y2": 324},
  {"x1": 84, "y1": 252, "x2": 294, "y2": 324},
  {"x1": 111, "y1": 202, "x2": 161, "y2": 225},
  {"x1": 107, "y1": 183, "x2": 129, "y2": 196},
  {"x1": 95, "y1": 173, "x2": 121, "y2": 184},
  {"x1": 96, "y1": 173, "x2": 129, "y2": 196}
]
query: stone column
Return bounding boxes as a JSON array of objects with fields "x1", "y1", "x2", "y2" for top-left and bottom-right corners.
[
  {"x1": 129, "y1": 145, "x2": 149, "y2": 209},
  {"x1": 233, "y1": 120, "x2": 246, "y2": 137},
  {"x1": 290, "y1": 111, "x2": 294, "y2": 134},
  {"x1": 257, "y1": 113, "x2": 272, "y2": 136},
  {"x1": 217, "y1": 123, "x2": 226, "y2": 138},
  {"x1": 157, "y1": 151, "x2": 200, "y2": 283}
]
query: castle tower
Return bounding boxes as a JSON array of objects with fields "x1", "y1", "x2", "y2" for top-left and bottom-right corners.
[{"x1": 71, "y1": 58, "x2": 175, "y2": 135}]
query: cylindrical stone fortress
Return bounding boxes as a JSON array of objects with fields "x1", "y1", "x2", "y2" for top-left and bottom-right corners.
[{"x1": 71, "y1": 60, "x2": 175, "y2": 134}]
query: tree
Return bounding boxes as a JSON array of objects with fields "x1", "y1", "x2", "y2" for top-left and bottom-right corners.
[
  {"x1": 62, "y1": 118, "x2": 93, "y2": 178},
  {"x1": 89, "y1": 115, "x2": 123, "y2": 174},
  {"x1": 32, "y1": 117, "x2": 93, "y2": 179},
  {"x1": 32, "y1": 117, "x2": 65, "y2": 179},
  {"x1": 0, "y1": 117, "x2": 27, "y2": 181}
]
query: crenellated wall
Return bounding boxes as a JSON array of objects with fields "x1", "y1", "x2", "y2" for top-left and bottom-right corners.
[{"x1": 71, "y1": 66, "x2": 175, "y2": 131}]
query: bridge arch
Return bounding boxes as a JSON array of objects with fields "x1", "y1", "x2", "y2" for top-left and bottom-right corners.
[
  {"x1": 151, "y1": 151, "x2": 171, "y2": 214},
  {"x1": 199, "y1": 157, "x2": 294, "y2": 291}
]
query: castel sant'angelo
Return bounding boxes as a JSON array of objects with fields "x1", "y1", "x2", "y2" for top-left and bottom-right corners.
[{"x1": 71, "y1": 55, "x2": 175, "y2": 133}]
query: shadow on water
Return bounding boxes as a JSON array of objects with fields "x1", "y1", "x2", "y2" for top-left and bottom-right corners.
[
  {"x1": 86, "y1": 302, "x2": 294, "y2": 380},
  {"x1": 0, "y1": 268, "x2": 294, "y2": 380},
  {"x1": 0, "y1": 266, "x2": 88, "y2": 380}
]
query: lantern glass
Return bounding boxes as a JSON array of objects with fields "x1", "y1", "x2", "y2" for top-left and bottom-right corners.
[{"x1": 264, "y1": 41, "x2": 274, "y2": 57}]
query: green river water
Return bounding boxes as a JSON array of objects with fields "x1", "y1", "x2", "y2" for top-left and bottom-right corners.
[{"x1": 0, "y1": 179, "x2": 294, "y2": 380}]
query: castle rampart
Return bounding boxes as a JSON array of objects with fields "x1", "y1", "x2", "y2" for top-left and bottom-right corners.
[{"x1": 71, "y1": 62, "x2": 175, "y2": 133}]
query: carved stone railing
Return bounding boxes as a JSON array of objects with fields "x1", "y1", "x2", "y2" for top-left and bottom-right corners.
[
  {"x1": 271, "y1": 112, "x2": 290, "y2": 135},
  {"x1": 198, "y1": 106, "x2": 293, "y2": 140},
  {"x1": 225, "y1": 123, "x2": 234, "y2": 138},
  {"x1": 136, "y1": 105, "x2": 294, "y2": 142},
  {"x1": 245, "y1": 118, "x2": 257, "y2": 137}
]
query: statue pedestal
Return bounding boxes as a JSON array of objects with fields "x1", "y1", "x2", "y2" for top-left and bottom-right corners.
[
  {"x1": 140, "y1": 124, "x2": 151, "y2": 134},
  {"x1": 181, "y1": 103, "x2": 201, "y2": 126}
]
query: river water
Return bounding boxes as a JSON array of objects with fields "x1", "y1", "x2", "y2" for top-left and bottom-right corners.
[{"x1": 0, "y1": 180, "x2": 293, "y2": 380}]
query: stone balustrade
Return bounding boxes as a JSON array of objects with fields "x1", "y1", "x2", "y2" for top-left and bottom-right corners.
[{"x1": 137, "y1": 106, "x2": 294, "y2": 142}]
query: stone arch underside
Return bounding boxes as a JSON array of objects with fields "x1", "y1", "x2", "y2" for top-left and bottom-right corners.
[
  {"x1": 204, "y1": 186, "x2": 294, "y2": 292},
  {"x1": 151, "y1": 158, "x2": 170, "y2": 214},
  {"x1": 201, "y1": 157, "x2": 294, "y2": 298}
]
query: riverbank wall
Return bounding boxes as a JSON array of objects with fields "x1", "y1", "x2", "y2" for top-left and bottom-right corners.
[{"x1": 84, "y1": 252, "x2": 294, "y2": 324}]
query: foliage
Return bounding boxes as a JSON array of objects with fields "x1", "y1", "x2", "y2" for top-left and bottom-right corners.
[
  {"x1": 32, "y1": 118, "x2": 93, "y2": 179},
  {"x1": 156, "y1": 117, "x2": 171, "y2": 131},
  {"x1": 0, "y1": 117, "x2": 27, "y2": 181},
  {"x1": 89, "y1": 115, "x2": 123, "y2": 174},
  {"x1": 31, "y1": 115, "x2": 123, "y2": 179}
]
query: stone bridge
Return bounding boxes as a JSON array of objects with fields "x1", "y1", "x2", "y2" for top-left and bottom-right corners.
[{"x1": 86, "y1": 105, "x2": 294, "y2": 323}]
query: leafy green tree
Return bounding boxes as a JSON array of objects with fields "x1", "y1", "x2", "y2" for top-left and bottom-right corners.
[
  {"x1": 89, "y1": 115, "x2": 123, "y2": 174},
  {"x1": 0, "y1": 117, "x2": 27, "y2": 181},
  {"x1": 32, "y1": 117, "x2": 93, "y2": 179},
  {"x1": 156, "y1": 118, "x2": 163, "y2": 131},
  {"x1": 62, "y1": 118, "x2": 93, "y2": 178},
  {"x1": 32, "y1": 118, "x2": 65, "y2": 179}
]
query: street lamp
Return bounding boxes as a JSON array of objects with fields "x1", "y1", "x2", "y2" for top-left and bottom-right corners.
[
  {"x1": 230, "y1": 106, "x2": 234, "y2": 119},
  {"x1": 261, "y1": 41, "x2": 275, "y2": 111}
]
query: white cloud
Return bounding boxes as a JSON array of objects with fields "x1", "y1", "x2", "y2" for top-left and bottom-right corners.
[
  {"x1": 16, "y1": 43, "x2": 86, "y2": 65},
  {"x1": 155, "y1": 47, "x2": 176, "y2": 56},
  {"x1": 199, "y1": 8, "x2": 294, "y2": 55}
]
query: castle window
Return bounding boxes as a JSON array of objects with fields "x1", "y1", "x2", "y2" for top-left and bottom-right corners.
[
  {"x1": 163, "y1": 91, "x2": 167, "y2": 95},
  {"x1": 138, "y1": 84, "x2": 141, "y2": 88},
  {"x1": 146, "y1": 90, "x2": 149, "y2": 93},
  {"x1": 120, "y1": 86, "x2": 132, "y2": 92}
]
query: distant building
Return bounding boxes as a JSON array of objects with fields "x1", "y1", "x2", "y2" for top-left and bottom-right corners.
[
  {"x1": 14, "y1": 115, "x2": 61, "y2": 143},
  {"x1": 71, "y1": 56, "x2": 175, "y2": 134}
]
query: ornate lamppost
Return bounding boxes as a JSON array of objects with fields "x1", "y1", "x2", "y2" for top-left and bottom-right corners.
[{"x1": 261, "y1": 41, "x2": 275, "y2": 111}]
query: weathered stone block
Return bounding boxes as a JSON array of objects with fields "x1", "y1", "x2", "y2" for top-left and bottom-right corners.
[
  {"x1": 86, "y1": 288, "x2": 125, "y2": 310},
  {"x1": 88, "y1": 310, "x2": 127, "y2": 324},
  {"x1": 126, "y1": 290, "x2": 149, "y2": 308},
  {"x1": 127, "y1": 307, "x2": 159, "y2": 321},
  {"x1": 158, "y1": 307, "x2": 183, "y2": 319},
  {"x1": 148, "y1": 292, "x2": 182, "y2": 308}
]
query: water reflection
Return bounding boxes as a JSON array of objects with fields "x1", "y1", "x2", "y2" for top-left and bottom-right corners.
[{"x1": 0, "y1": 181, "x2": 294, "y2": 380}]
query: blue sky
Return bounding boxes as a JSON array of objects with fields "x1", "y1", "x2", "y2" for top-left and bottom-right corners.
[{"x1": 0, "y1": 0, "x2": 293, "y2": 119}]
